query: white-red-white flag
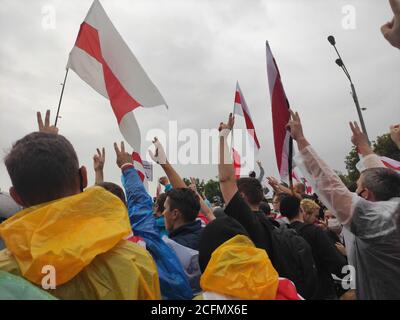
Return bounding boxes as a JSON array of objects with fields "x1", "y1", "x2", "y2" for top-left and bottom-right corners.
[
  {"x1": 266, "y1": 41, "x2": 292, "y2": 183},
  {"x1": 232, "y1": 82, "x2": 260, "y2": 178},
  {"x1": 380, "y1": 156, "x2": 400, "y2": 171},
  {"x1": 67, "y1": 0, "x2": 167, "y2": 154},
  {"x1": 292, "y1": 167, "x2": 313, "y2": 195}
]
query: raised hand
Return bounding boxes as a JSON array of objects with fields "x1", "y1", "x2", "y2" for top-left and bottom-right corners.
[
  {"x1": 381, "y1": 0, "x2": 400, "y2": 49},
  {"x1": 93, "y1": 148, "x2": 105, "y2": 172},
  {"x1": 188, "y1": 177, "x2": 198, "y2": 193},
  {"x1": 113, "y1": 141, "x2": 132, "y2": 168},
  {"x1": 286, "y1": 109, "x2": 304, "y2": 141},
  {"x1": 349, "y1": 121, "x2": 370, "y2": 148},
  {"x1": 390, "y1": 124, "x2": 400, "y2": 149},
  {"x1": 218, "y1": 113, "x2": 235, "y2": 136},
  {"x1": 148, "y1": 137, "x2": 168, "y2": 165},
  {"x1": 37, "y1": 110, "x2": 59, "y2": 134}
]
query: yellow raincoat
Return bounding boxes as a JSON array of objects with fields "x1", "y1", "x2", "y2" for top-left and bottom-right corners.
[
  {"x1": 0, "y1": 187, "x2": 160, "y2": 300},
  {"x1": 200, "y1": 235, "x2": 279, "y2": 300}
]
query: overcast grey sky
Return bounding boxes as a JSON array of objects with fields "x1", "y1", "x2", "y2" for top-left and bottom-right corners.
[{"x1": 0, "y1": 0, "x2": 399, "y2": 195}]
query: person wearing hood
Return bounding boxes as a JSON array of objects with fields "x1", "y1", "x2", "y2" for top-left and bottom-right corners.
[
  {"x1": 197, "y1": 216, "x2": 302, "y2": 300},
  {"x1": 287, "y1": 110, "x2": 400, "y2": 300},
  {"x1": 0, "y1": 110, "x2": 160, "y2": 300}
]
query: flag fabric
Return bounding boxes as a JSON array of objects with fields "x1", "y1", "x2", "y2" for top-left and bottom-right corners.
[
  {"x1": 266, "y1": 41, "x2": 292, "y2": 183},
  {"x1": 232, "y1": 82, "x2": 260, "y2": 178},
  {"x1": 380, "y1": 156, "x2": 400, "y2": 171},
  {"x1": 132, "y1": 152, "x2": 148, "y2": 190},
  {"x1": 233, "y1": 82, "x2": 260, "y2": 151},
  {"x1": 67, "y1": 0, "x2": 167, "y2": 153},
  {"x1": 232, "y1": 147, "x2": 242, "y2": 179},
  {"x1": 292, "y1": 167, "x2": 313, "y2": 195}
]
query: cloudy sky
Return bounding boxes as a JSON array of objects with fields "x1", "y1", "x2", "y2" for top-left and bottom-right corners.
[{"x1": 0, "y1": 0, "x2": 398, "y2": 195}]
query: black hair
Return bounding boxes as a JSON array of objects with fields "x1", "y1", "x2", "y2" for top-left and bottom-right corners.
[
  {"x1": 237, "y1": 177, "x2": 264, "y2": 206},
  {"x1": 5, "y1": 132, "x2": 80, "y2": 206},
  {"x1": 97, "y1": 182, "x2": 126, "y2": 206},
  {"x1": 279, "y1": 195, "x2": 301, "y2": 220},
  {"x1": 166, "y1": 188, "x2": 200, "y2": 222}
]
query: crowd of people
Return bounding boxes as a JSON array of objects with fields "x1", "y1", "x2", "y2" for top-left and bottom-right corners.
[{"x1": 0, "y1": 0, "x2": 399, "y2": 300}]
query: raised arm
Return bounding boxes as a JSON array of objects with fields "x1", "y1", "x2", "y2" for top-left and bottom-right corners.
[
  {"x1": 256, "y1": 160, "x2": 265, "y2": 183},
  {"x1": 114, "y1": 141, "x2": 155, "y2": 233},
  {"x1": 287, "y1": 110, "x2": 356, "y2": 225},
  {"x1": 381, "y1": 0, "x2": 400, "y2": 49},
  {"x1": 93, "y1": 147, "x2": 105, "y2": 184},
  {"x1": 349, "y1": 121, "x2": 385, "y2": 169},
  {"x1": 188, "y1": 177, "x2": 215, "y2": 222},
  {"x1": 149, "y1": 138, "x2": 215, "y2": 221},
  {"x1": 149, "y1": 138, "x2": 186, "y2": 188},
  {"x1": 218, "y1": 113, "x2": 237, "y2": 205},
  {"x1": 390, "y1": 124, "x2": 400, "y2": 149}
]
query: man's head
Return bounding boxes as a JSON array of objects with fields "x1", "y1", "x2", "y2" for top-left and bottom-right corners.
[
  {"x1": 163, "y1": 188, "x2": 200, "y2": 232},
  {"x1": 279, "y1": 195, "x2": 301, "y2": 221},
  {"x1": 237, "y1": 177, "x2": 264, "y2": 209},
  {"x1": 5, "y1": 132, "x2": 87, "y2": 207},
  {"x1": 159, "y1": 176, "x2": 169, "y2": 186},
  {"x1": 97, "y1": 182, "x2": 126, "y2": 206},
  {"x1": 356, "y1": 168, "x2": 400, "y2": 202},
  {"x1": 294, "y1": 183, "x2": 306, "y2": 195},
  {"x1": 249, "y1": 171, "x2": 256, "y2": 178},
  {"x1": 300, "y1": 199, "x2": 320, "y2": 224},
  {"x1": 272, "y1": 193, "x2": 286, "y2": 212}
]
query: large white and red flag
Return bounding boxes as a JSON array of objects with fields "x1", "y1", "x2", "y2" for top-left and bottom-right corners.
[
  {"x1": 67, "y1": 0, "x2": 167, "y2": 150},
  {"x1": 266, "y1": 41, "x2": 293, "y2": 184},
  {"x1": 232, "y1": 82, "x2": 260, "y2": 178},
  {"x1": 67, "y1": 0, "x2": 167, "y2": 187},
  {"x1": 357, "y1": 154, "x2": 400, "y2": 173}
]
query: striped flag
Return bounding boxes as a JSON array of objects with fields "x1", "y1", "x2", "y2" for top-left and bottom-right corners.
[
  {"x1": 380, "y1": 156, "x2": 400, "y2": 171},
  {"x1": 232, "y1": 82, "x2": 260, "y2": 178},
  {"x1": 266, "y1": 41, "x2": 293, "y2": 184},
  {"x1": 67, "y1": 0, "x2": 167, "y2": 154}
]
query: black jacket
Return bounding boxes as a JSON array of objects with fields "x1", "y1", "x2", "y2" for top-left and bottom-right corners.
[
  {"x1": 168, "y1": 220, "x2": 203, "y2": 250},
  {"x1": 290, "y1": 221, "x2": 347, "y2": 299}
]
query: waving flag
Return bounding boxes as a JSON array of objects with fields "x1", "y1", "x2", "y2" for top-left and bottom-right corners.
[
  {"x1": 232, "y1": 82, "x2": 260, "y2": 178},
  {"x1": 67, "y1": 0, "x2": 167, "y2": 153},
  {"x1": 266, "y1": 41, "x2": 293, "y2": 184}
]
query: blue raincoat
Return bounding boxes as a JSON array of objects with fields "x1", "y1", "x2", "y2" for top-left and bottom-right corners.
[{"x1": 122, "y1": 167, "x2": 192, "y2": 300}]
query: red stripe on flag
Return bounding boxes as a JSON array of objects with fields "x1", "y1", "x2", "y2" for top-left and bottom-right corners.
[
  {"x1": 74, "y1": 22, "x2": 141, "y2": 123},
  {"x1": 234, "y1": 91, "x2": 241, "y2": 104},
  {"x1": 271, "y1": 79, "x2": 290, "y2": 171},
  {"x1": 132, "y1": 151, "x2": 143, "y2": 164},
  {"x1": 382, "y1": 160, "x2": 400, "y2": 171},
  {"x1": 232, "y1": 148, "x2": 241, "y2": 179}
]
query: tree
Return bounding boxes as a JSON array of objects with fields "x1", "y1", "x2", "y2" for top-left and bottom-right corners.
[
  {"x1": 183, "y1": 177, "x2": 222, "y2": 201},
  {"x1": 340, "y1": 133, "x2": 400, "y2": 188}
]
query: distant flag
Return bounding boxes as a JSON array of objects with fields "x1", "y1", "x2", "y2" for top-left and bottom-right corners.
[
  {"x1": 67, "y1": 0, "x2": 167, "y2": 188},
  {"x1": 232, "y1": 82, "x2": 260, "y2": 178},
  {"x1": 266, "y1": 41, "x2": 293, "y2": 185},
  {"x1": 292, "y1": 167, "x2": 313, "y2": 195}
]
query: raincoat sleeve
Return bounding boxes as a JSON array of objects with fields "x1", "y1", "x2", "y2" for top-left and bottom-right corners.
[
  {"x1": 122, "y1": 166, "x2": 193, "y2": 300},
  {"x1": 362, "y1": 154, "x2": 386, "y2": 169},
  {"x1": 294, "y1": 145, "x2": 359, "y2": 226}
]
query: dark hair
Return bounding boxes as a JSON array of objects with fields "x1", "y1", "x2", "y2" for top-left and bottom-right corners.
[
  {"x1": 4, "y1": 132, "x2": 80, "y2": 206},
  {"x1": 273, "y1": 192, "x2": 287, "y2": 203},
  {"x1": 279, "y1": 195, "x2": 301, "y2": 220},
  {"x1": 97, "y1": 182, "x2": 126, "y2": 206},
  {"x1": 237, "y1": 177, "x2": 263, "y2": 206},
  {"x1": 198, "y1": 216, "x2": 249, "y2": 272},
  {"x1": 249, "y1": 171, "x2": 256, "y2": 178},
  {"x1": 361, "y1": 168, "x2": 400, "y2": 201},
  {"x1": 155, "y1": 193, "x2": 168, "y2": 213},
  {"x1": 166, "y1": 188, "x2": 200, "y2": 222},
  {"x1": 259, "y1": 201, "x2": 271, "y2": 216}
]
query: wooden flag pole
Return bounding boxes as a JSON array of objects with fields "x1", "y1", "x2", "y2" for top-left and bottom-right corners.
[{"x1": 54, "y1": 68, "x2": 69, "y2": 127}]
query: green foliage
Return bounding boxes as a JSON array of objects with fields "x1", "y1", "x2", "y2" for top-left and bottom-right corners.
[{"x1": 183, "y1": 177, "x2": 222, "y2": 200}]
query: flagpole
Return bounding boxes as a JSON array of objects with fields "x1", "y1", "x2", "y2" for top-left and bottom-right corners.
[
  {"x1": 54, "y1": 68, "x2": 69, "y2": 127},
  {"x1": 286, "y1": 98, "x2": 294, "y2": 191}
]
